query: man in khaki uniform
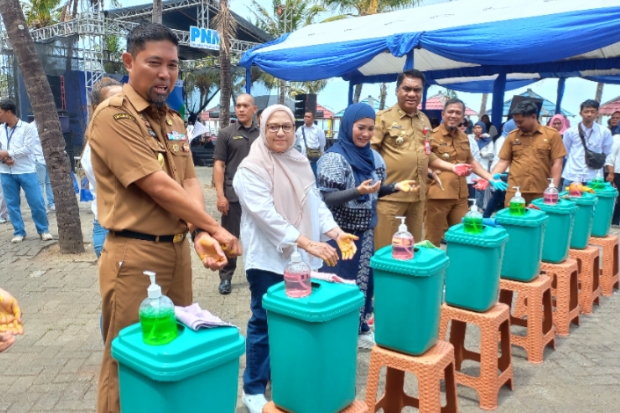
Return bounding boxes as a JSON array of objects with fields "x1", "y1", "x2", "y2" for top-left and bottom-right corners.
[
  {"x1": 371, "y1": 69, "x2": 466, "y2": 249},
  {"x1": 424, "y1": 98, "x2": 504, "y2": 246},
  {"x1": 89, "y1": 24, "x2": 241, "y2": 413},
  {"x1": 491, "y1": 100, "x2": 566, "y2": 206}
]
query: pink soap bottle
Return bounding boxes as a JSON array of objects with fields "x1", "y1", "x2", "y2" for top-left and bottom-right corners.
[
  {"x1": 392, "y1": 216, "x2": 414, "y2": 260},
  {"x1": 283, "y1": 243, "x2": 312, "y2": 298}
]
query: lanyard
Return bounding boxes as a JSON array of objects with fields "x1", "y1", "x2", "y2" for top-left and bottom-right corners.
[{"x1": 5, "y1": 122, "x2": 18, "y2": 150}]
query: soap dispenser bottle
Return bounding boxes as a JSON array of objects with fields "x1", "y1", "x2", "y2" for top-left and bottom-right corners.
[
  {"x1": 463, "y1": 199, "x2": 483, "y2": 234},
  {"x1": 543, "y1": 178, "x2": 559, "y2": 205},
  {"x1": 392, "y1": 216, "x2": 414, "y2": 260},
  {"x1": 568, "y1": 174, "x2": 583, "y2": 197},
  {"x1": 283, "y1": 243, "x2": 311, "y2": 298},
  {"x1": 139, "y1": 271, "x2": 178, "y2": 346},
  {"x1": 591, "y1": 171, "x2": 605, "y2": 190},
  {"x1": 509, "y1": 187, "x2": 526, "y2": 216}
]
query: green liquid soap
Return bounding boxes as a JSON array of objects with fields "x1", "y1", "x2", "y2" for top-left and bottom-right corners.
[
  {"x1": 509, "y1": 201, "x2": 525, "y2": 216},
  {"x1": 463, "y1": 216, "x2": 483, "y2": 234},
  {"x1": 140, "y1": 308, "x2": 178, "y2": 346}
]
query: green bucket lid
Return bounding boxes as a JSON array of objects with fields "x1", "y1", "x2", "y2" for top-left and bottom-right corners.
[
  {"x1": 559, "y1": 191, "x2": 598, "y2": 206},
  {"x1": 262, "y1": 279, "x2": 364, "y2": 323},
  {"x1": 444, "y1": 223, "x2": 509, "y2": 248},
  {"x1": 370, "y1": 245, "x2": 450, "y2": 277},
  {"x1": 495, "y1": 208, "x2": 549, "y2": 227},
  {"x1": 112, "y1": 323, "x2": 245, "y2": 382},
  {"x1": 531, "y1": 198, "x2": 577, "y2": 215}
]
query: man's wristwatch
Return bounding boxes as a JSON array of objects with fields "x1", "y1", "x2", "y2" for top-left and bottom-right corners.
[{"x1": 191, "y1": 228, "x2": 206, "y2": 242}]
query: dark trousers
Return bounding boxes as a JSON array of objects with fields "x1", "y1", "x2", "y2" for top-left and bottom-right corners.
[
  {"x1": 219, "y1": 201, "x2": 241, "y2": 281},
  {"x1": 243, "y1": 269, "x2": 283, "y2": 395},
  {"x1": 613, "y1": 174, "x2": 620, "y2": 225}
]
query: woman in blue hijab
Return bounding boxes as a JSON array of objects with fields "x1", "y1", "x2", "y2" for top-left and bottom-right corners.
[{"x1": 317, "y1": 103, "x2": 417, "y2": 350}]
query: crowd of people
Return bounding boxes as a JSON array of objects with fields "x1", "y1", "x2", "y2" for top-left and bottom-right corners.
[{"x1": 2, "y1": 21, "x2": 620, "y2": 413}]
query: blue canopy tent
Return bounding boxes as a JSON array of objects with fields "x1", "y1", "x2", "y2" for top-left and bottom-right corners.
[
  {"x1": 486, "y1": 89, "x2": 575, "y2": 118},
  {"x1": 240, "y1": 0, "x2": 620, "y2": 130}
]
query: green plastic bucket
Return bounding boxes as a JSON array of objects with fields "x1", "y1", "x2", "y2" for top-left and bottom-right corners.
[
  {"x1": 591, "y1": 185, "x2": 618, "y2": 237},
  {"x1": 495, "y1": 208, "x2": 548, "y2": 281},
  {"x1": 560, "y1": 192, "x2": 597, "y2": 249},
  {"x1": 531, "y1": 198, "x2": 577, "y2": 263},
  {"x1": 263, "y1": 280, "x2": 363, "y2": 413},
  {"x1": 370, "y1": 246, "x2": 450, "y2": 356},
  {"x1": 444, "y1": 224, "x2": 509, "y2": 312},
  {"x1": 112, "y1": 323, "x2": 245, "y2": 413}
]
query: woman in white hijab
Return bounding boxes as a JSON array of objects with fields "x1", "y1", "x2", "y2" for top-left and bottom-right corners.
[{"x1": 233, "y1": 104, "x2": 358, "y2": 413}]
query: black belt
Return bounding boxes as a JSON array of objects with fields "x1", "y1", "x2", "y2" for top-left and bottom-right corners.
[{"x1": 112, "y1": 230, "x2": 186, "y2": 243}]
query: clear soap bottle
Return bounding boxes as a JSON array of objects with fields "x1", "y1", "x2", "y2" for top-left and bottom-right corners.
[
  {"x1": 509, "y1": 186, "x2": 526, "y2": 216},
  {"x1": 392, "y1": 216, "x2": 414, "y2": 260},
  {"x1": 283, "y1": 244, "x2": 312, "y2": 298},
  {"x1": 463, "y1": 199, "x2": 483, "y2": 234},
  {"x1": 543, "y1": 178, "x2": 559, "y2": 205},
  {"x1": 139, "y1": 271, "x2": 178, "y2": 346}
]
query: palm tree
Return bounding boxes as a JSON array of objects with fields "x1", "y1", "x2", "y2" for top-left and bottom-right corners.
[
  {"x1": 249, "y1": 0, "x2": 326, "y2": 103},
  {"x1": 1, "y1": 0, "x2": 84, "y2": 253},
  {"x1": 479, "y1": 93, "x2": 488, "y2": 117},
  {"x1": 322, "y1": 0, "x2": 420, "y2": 103},
  {"x1": 214, "y1": 0, "x2": 237, "y2": 127},
  {"x1": 21, "y1": 0, "x2": 61, "y2": 28}
]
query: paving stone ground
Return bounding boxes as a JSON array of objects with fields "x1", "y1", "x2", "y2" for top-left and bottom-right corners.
[{"x1": 1, "y1": 166, "x2": 619, "y2": 412}]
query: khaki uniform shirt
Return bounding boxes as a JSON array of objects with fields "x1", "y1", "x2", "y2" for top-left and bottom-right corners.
[
  {"x1": 427, "y1": 124, "x2": 471, "y2": 200},
  {"x1": 371, "y1": 104, "x2": 437, "y2": 202},
  {"x1": 88, "y1": 83, "x2": 196, "y2": 235},
  {"x1": 499, "y1": 124, "x2": 566, "y2": 194}
]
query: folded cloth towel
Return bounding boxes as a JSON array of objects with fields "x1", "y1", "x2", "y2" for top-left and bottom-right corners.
[
  {"x1": 310, "y1": 271, "x2": 356, "y2": 285},
  {"x1": 414, "y1": 240, "x2": 439, "y2": 250},
  {"x1": 175, "y1": 303, "x2": 237, "y2": 331}
]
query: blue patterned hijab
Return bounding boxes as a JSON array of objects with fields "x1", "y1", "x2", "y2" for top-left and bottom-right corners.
[{"x1": 326, "y1": 103, "x2": 376, "y2": 198}]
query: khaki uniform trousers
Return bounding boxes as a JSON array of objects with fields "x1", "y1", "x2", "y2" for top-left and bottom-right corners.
[
  {"x1": 504, "y1": 191, "x2": 544, "y2": 208},
  {"x1": 375, "y1": 200, "x2": 424, "y2": 251},
  {"x1": 97, "y1": 234, "x2": 193, "y2": 413},
  {"x1": 424, "y1": 197, "x2": 469, "y2": 247}
]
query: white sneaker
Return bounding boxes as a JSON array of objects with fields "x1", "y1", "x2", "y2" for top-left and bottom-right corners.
[
  {"x1": 40, "y1": 232, "x2": 53, "y2": 241},
  {"x1": 11, "y1": 235, "x2": 24, "y2": 243},
  {"x1": 242, "y1": 392, "x2": 268, "y2": 413},
  {"x1": 358, "y1": 330, "x2": 376, "y2": 350}
]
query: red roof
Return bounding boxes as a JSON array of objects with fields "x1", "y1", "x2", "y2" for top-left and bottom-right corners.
[
  {"x1": 418, "y1": 94, "x2": 477, "y2": 116},
  {"x1": 317, "y1": 104, "x2": 334, "y2": 119},
  {"x1": 601, "y1": 95, "x2": 620, "y2": 115}
]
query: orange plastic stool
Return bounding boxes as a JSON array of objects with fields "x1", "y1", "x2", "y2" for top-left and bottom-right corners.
[
  {"x1": 438, "y1": 303, "x2": 513, "y2": 410},
  {"x1": 365, "y1": 341, "x2": 458, "y2": 413},
  {"x1": 569, "y1": 246, "x2": 601, "y2": 314},
  {"x1": 540, "y1": 260, "x2": 580, "y2": 336},
  {"x1": 499, "y1": 274, "x2": 555, "y2": 364},
  {"x1": 263, "y1": 400, "x2": 368, "y2": 413},
  {"x1": 589, "y1": 235, "x2": 619, "y2": 296}
]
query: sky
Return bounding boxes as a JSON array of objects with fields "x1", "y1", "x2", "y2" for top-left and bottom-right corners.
[{"x1": 118, "y1": 0, "x2": 620, "y2": 121}]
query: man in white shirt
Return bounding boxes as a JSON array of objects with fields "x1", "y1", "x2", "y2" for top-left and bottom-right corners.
[
  {"x1": 562, "y1": 99, "x2": 613, "y2": 188},
  {"x1": 31, "y1": 121, "x2": 55, "y2": 212},
  {"x1": 294, "y1": 111, "x2": 326, "y2": 178},
  {"x1": 0, "y1": 99, "x2": 53, "y2": 243}
]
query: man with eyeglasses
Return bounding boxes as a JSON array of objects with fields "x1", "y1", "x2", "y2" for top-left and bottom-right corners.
[
  {"x1": 371, "y1": 69, "x2": 465, "y2": 249},
  {"x1": 213, "y1": 93, "x2": 259, "y2": 294}
]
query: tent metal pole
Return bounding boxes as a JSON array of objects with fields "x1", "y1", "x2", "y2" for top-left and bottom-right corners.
[
  {"x1": 555, "y1": 78, "x2": 566, "y2": 116},
  {"x1": 491, "y1": 72, "x2": 507, "y2": 130},
  {"x1": 245, "y1": 68, "x2": 251, "y2": 94},
  {"x1": 348, "y1": 81, "x2": 354, "y2": 105},
  {"x1": 422, "y1": 83, "x2": 429, "y2": 110}
]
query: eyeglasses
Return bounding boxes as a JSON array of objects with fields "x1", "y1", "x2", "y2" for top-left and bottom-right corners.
[
  {"x1": 458, "y1": 123, "x2": 468, "y2": 127},
  {"x1": 266, "y1": 123, "x2": 294, "y2": 133}
]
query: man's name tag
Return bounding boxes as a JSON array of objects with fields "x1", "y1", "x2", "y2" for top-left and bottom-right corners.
[
  {"x1": 167, "y1": 131, "x2": 187, "y2": 141},
  {"x1": 232, "y1": 135, "x2": 245, "y2": 140}
]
